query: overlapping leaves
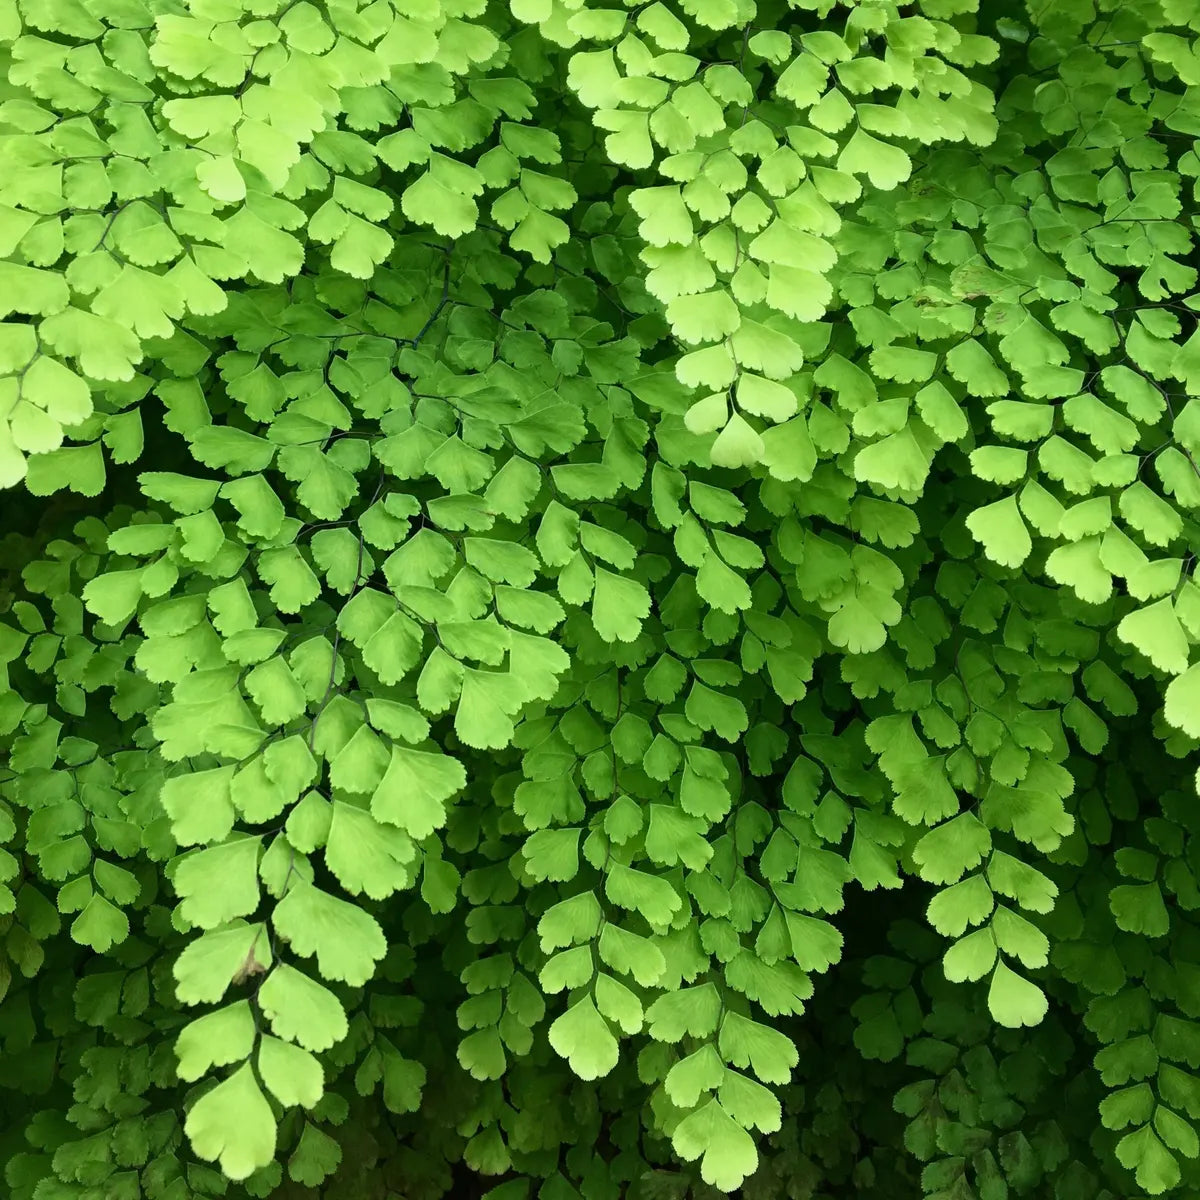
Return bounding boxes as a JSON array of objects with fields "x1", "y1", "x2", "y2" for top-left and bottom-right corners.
[{"x1": 3, "y1": 1, "x2": 1200, "y2": 1199}]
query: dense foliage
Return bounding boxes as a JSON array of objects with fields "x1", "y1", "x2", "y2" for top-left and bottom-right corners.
[{"x1": 4, "y1": 0, "x2": 1200, "y2": 1197}]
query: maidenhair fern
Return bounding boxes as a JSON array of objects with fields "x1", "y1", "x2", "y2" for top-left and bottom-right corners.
[{"x1": 3, "y1": 0, "x2": 1200, "y2": 1197}]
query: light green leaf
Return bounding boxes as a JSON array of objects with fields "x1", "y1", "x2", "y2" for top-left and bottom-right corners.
[
  {"x1": 257, "y1": 965, "x2": 349, "y2": 1053},
  {"x1": 966, "y1": 496, "x2": 1033, "y2": 569},
  {"x1": 176, "y1": 1002, "x2": 256, "y2": 1082},
  {"x1": 174, "y1": 923, "x2": 272, "y2": 1007},
  {"x1": 372, "y1": 745, "x2": 466, "y2": 839},
  {"x1": 1117, "y1": 598, "x2": 1190, "y2": 674},
  {"x1": 272, "y1": 882, "x2": 387, "y2": 986},
  {"x1": 175, "y1": 836, "x2": 262, "y2": 929},
  {"x1": 943, "y1": 926, "x2": 997, "y2": 983},
  {"x1": 671, "y1": 1099, "x2": 759, "y2": 1192},
  {"x1": 258, "y1": 1035, "x2": 324, "y2": 1108},
  {"x1": 324, "y1": 802, "x2": 417, "y2": 899},
  {"x1": 548, "y1": 995, "x2": 619, "y2": 1080},
  {"x1": 592, "y1": 569, "x2": 651, "y2": 642},
  {"x1": 1165, "y1": 663, "x2": 1200, "y2": 737},
  {"x1": 646, "y1": 983, "x2": 722, "y2": 1041},
  {"x1": 837, "y1": 128, "x2": 912, "y2": 190},
  {"x1": 665, "y1": 1044, "x2": 724, "y2": 1107},
  {"x1": 987, "y1": 960, "x2": 1048, "y2": 1028},
  {"x1": 710, "y1": 413, "x2": 765, "y2": 469},
  {"x1": 185, "y1": 1062, "x2": 277, "y2": 1182}
]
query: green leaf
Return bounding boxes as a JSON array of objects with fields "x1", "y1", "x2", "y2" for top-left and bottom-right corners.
[
  {"x1": 666, "y1": 290, "x2": 741, "y2": 343},
  {"x1": 258, "y1": 1035, "x2": 324, "y2": 1108},
  {"x1": 592, "y1": 568, "x2": 651, "y2": 642},
  {"x1": 928, "y1": 874, "x2": 994, "y2": 937},
  {"x1": 289, "y1": 1122, "x2": 343, "y2": 1188},
  {"x1": 272, "y1": 882, "x2": 387, "y2": 986},
  {"x1": 720, "y1": 1070, "x2": 783, "y2": 1134},
  {"x1": 548, "y1": 995, "x2": 619, "y2": 1080},
  {"x1": 455, "y1": 668, "x2": 523, "y2": 750},
  {"x1": 257, "y1": 965, "x2": 349, "y2": 1053},
  {"x1": 325, "y1": 803, "x2": 417, "y2": 899},
  {"x1": 174, "y1": 923, "x2": 272, "y2": 1007},
  {"x1": 81, "y1": 569, "x2": 143, "y2": 626},
  {"x1": 594, "y1": 971, "x2": 643, "y2": 1034},
  {"x1": 176, "y1": 1002, "x2": 257, "y2": 1082},
  {"x1": 946, "y1": 339, "x2": 1010, "y2": 396},
  {"x1": 1045, "y1": 537, "x2": 1112, "y2": 605},
  {"x1": 372, "y1": 745, "x2": 466, "y2": 839},
  {"x1": 156, "y1": 774, "x2": 237, "y2": 839},
  {"x1": 966, "y1": 495, "x2": 1032, "y2": 569},
  {"x1": 710, "y1": 413, "x2": 766, "y2": 469},
  {"x1": 606, "y1": 862, "x2": 683, "y2": 926},
  {"x1": 1116, "y1": 1124, "x2": 1182, "y2": 1194},
  {"x1": 631, "y1": 186, "x2": 694, "y2": 246},
  {"x1": 70, "y1": 892, "x2": 130, "y2": 953},
  {"x1": 1117, "y1": 598, "x2": 1190, "y2": 674},
  {"x1": 665, "y1": 1044, "x2": 724, "y2": 1107},
  {"x1": 1101, "y1": 1083, "x2": 1156, "y2": 1131},
  {"x1": 892, "y1": 756, "x2": 960, "y2": 825},
  {"x1": 671, "y1": 1099, "x2": 759, "y2": 1192},
  {"x1": 987, "y1": 960, "x2": 1048, "y2": 1028},
  {"x1": 522, "y1": 828, "x2": 581, "y2": 882},
  {"x1": 1165, "y1": 663, "x2": 1200, "y2": 737},
  {"x1": 329, "y1": 726, "x2": 391, "y2": 794},
  {"x1": 402, "y1": 163, "x2": 481, "y2": 237},
  {"x1": 184, "y1": 1062, "x2": 277, "y2": 1182},
  {"x1": 646, "y1": 983, "x2": 722, "y2": 1041},
  {"x1": 1156, "y1": 1104, "x2": 1200, "y2": 1159},
  {"x1": 943, "y1": 927, "x2": 997, "y2": 983},
  {"x1": 175, "y1": 836, "x2": 262, "y2": 929},
  {"x1": 245, "y1": 657, "x2": 308, "y2": 726},
  {"x1": 854, "y1": 427, "x2": 930, "y2": 492},
  {"x1": 991, "y1": 905, "x2": 1049, "y2": 969},
  {"x1": 718, "y1": 1012, "x2": 798, "y2": 1085},
  {"x1": 1120, "y1": 482, "x2": 1183, "y2": 547},
  {"x1": 1110, "y1": 882, "x2": 1170, "y2": 937},
  {"x1": 837, "y1": 129, "x2": 912, "y2": 190}
]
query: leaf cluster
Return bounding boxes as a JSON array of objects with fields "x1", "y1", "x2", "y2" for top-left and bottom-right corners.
[{"x1": 3, "y1": 1, "x2": 1200, "y2": 1199}]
